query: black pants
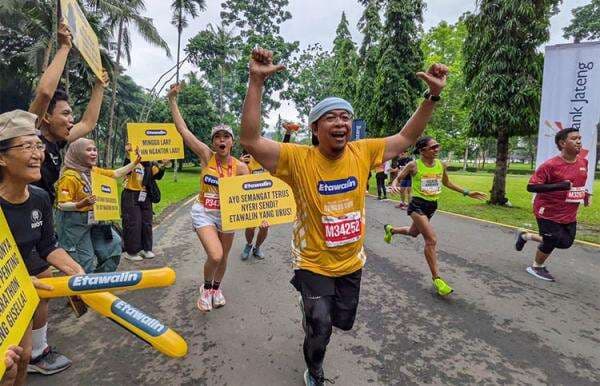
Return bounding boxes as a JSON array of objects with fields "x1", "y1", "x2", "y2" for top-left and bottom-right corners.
[
  {"x1": 121, "y1": 189, "x2": 153, "y2": 254},
  {"x1": 292, "y1": 269, "x2": 362, "y2": 380},
  {"x1": 376, "y1": 172, "x2": 387, "y2": 198}
]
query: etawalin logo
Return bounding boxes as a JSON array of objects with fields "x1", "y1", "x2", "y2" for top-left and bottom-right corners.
[{"x1": 111, "y1": 300, "x2": 167, "y2": 337}]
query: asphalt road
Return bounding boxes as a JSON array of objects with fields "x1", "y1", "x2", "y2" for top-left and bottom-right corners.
[{"x1": 29, "y1": 197, "x2": 600, "y2": 385}]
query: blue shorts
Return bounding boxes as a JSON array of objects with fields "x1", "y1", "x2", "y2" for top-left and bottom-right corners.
[{"x1": 399, "y1": 178, "x2": 412, "y2": 188}]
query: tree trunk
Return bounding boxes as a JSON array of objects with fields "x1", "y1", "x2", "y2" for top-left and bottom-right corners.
[
  {"x1": 462, "y1": 145, "x2": 468, "y2": 171},
  {"x1": 490, "y1": 128, "x2": 509, "y2": 205},
  {"x1": 173, "y1": 15, "x2": 183, "y2": 183},
  {"x1": 105, "y1": 19, "x2": 124, "y2": 168},
  {"x1": 219, "y1": 64, "x2": 224, "y2": 121}
]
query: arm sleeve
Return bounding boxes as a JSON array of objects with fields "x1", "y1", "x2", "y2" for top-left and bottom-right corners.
[
  {"x1": 527, "y1": 181, "x2": 571, "y2": 193},
  {"x1": 36, "y1": 193, "x2": 59, "y2": 260}
]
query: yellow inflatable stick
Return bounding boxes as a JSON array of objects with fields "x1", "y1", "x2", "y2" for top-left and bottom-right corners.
[
  {"x1": 81, "y1": 292, "x2": 188, "y2": 358},
  {"x1": 36, "y1": 268, "x2": 176, "y2": 298}
]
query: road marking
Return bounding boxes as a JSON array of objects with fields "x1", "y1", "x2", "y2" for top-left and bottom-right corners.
[{"x1": 367, "y1": 194, "x2": 600, "y2": 249}]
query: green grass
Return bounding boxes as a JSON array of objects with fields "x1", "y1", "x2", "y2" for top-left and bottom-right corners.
[
  {"x1": 447, "y1": 161, "x2": 536, "y2": 172},
  {"x1": 370, "y1": 172, "x2": 600, "y2": 244},
  {"x1": 153, "y1": 167, "x2": 200, "y2": 216}
]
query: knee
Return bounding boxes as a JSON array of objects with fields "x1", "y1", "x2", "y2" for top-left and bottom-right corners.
[
  {"x1": 208, "y1": 254, "x2": 223, "y2": 265},
  {"x1": 306, "y1": 308, "x2": 333, "y2": 338}
]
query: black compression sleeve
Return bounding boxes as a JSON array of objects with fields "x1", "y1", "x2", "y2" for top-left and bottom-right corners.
[{"x1": 527, "y1": 181, "x2": 571, "y2": 193}]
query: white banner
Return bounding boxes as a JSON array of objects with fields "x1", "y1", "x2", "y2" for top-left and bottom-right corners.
[{"x1": 537, "y1": 42, "x2": 600, "y2": 193}]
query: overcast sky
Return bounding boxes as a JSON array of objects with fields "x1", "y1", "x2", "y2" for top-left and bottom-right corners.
[{"x1": 124, "y1": 0, "x2": 589, "y2": 127}]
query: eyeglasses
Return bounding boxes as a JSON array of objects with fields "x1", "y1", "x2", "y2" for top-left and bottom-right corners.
[
  {"x1": 424, "y1": 144, "x2": 440, "y2": 151},
  {"x1": 0, "y1": 142, "x2": 46, "y2": 153}
]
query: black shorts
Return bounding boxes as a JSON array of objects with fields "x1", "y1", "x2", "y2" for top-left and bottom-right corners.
[
  {"x1": 407, "y1": 197, "x2": 438, "y2": 219},
  {"x1": 291, "y1": 269, "x2": 362, "y2": 310},
  {"x1": 27, "y1": 248, "x2": 50, "y2": 276},
  {"x1": 537, "y1": 218, "x2": 577, "y2": 254}
]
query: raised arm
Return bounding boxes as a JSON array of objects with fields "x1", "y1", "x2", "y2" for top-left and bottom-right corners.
[
  {"x1": 167, "y1": 84, "x2": 213, "y2": 166},
  {"x1": 114, "y1": 148, "x2": 142, "y2": 178},
  {"x1": 240, "y1": 48, "x2": 286, "y2": 173},
  {"x1": 29, "y1": 22, "x2": 72, "y2": 124},
  {"x1": 383, "y1": 64, "x2": 449, "y2": 162},
  {"x1": 67, "y1": 70, "x2": 109, "y2": 142}
]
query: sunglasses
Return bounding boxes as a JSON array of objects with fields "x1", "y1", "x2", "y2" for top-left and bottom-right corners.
[{"x1": 424, "y1": 144, "x2": 440, "y2": 151}]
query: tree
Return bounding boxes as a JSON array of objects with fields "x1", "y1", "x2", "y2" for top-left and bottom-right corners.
[
  {"x1": 371, "y1": 0, "x2": 425, "y2": 137},
  {"x1": 103, "y1": 0, "x2": 172, "y2": 166},
  {"x1": 421, "y1": 19, "x2": 469, "y2": 159},
  {"x1": 187, "y1": 23, "x2": 241, "y2": 121},
  {"x1": 171, "y1": 0, "x2": 205, "y2": 83},
  {"x1": 331, "y1": 12, "x2": 359, "y2": 102},
  {"x1": 355, "y1": 0, "x2": 382, "y2": 128},
  {"x1": 563, "y1": 0, "x2": 600, "y2": 42},
  {"x1": 463, "y1": 1, "x2": 560, "y2": 205}
]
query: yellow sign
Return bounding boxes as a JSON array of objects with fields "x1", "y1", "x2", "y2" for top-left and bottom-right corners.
[
  {"x1": 92, "y1": 170, "x2": 120, "y2": 221},
  {"x1": 60, "y1": 0, "x2": 104, "y2": 81},
  {"x1": 0, "y1": 208, "x2": 39, "y2": 378},
  {"x1": 219, "y1": 174, "x2": 296, "y2": 232},
  {"x1": 127, "y1": 123, "x2": 184, "y2": 162}
]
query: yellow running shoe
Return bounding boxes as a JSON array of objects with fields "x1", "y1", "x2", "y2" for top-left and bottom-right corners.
[
  {"x1": 433, "y1": 277, "x2": 453, "y2": 296},
  {"x1": 384, "y1": 224, "x2": 393, "y2": 244}
]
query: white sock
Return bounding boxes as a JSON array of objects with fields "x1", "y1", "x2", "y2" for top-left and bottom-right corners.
[
  {"x1": 532, "y1": 261, "x2": 544, "y2": 268},
  {"x1": 520, "y1": 232, "x2": 532, "y2": 241},
  {"x1": 31, "y1": 324, "x2": 49, "y2": 359}
]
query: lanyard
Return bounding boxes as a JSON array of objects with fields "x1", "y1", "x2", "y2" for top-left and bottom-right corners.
[{"x1": 216, "y1": 156, "x2": 233, "y2": 178}]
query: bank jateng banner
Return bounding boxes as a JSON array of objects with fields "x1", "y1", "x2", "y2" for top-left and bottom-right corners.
[{"x1": 537, "y1": 42, "x2": 600, "y2": 193}]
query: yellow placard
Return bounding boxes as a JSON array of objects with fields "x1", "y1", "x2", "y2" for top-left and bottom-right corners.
[
  {"x1": 92, "y1": 171, "x2": 120, "y2": 221},
  {"x1": 219, "y1": 174, "x2": 296, "y2": 232},
  {"x1": 0, "y1": 208, "x2": 39, "y2": 378},
  {"x1": 59, "y1": 0, "x2": 104, "y2": 81},
  {"x1": 127, "y1": 123, "x2": 184, "y2": 162}
]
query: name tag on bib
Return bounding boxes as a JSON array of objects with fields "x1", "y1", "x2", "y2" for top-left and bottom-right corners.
[
  {"x1": 565, "y1": 186, "x2": 585, "y2": 204},
  {"x1": 138, "y1": 191, "x2": 147, "y2": 202},
  {"x1": 202, "y1": 192, "x2": 220, "y2": 211},
  {"x1": 421, "y1": 177, "x2": 441, "y2": 195},
  {"x1": 322, "y1": 211, "x2": 362, "y2": 247}
]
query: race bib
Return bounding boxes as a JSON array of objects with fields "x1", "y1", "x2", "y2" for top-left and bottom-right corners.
[
  {"x1": 322, "y1": 211, "x2": 362, "y2": 247},
  {"x1": 565, "y1": 186, "x2": 585, "y2": 204},
  {"x1": 202, "y1": 192, "x2": 220, "y2": 211},
  {"x1": 421, "y1": 177, "x2": 442, "y2": 195}
]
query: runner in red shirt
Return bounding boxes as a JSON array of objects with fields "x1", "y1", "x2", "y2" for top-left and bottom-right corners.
[{"x1": 515, "y1": 128, "x2": 591, "y2": 281}]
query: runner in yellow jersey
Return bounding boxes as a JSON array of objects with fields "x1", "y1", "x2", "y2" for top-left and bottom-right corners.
[
  {"x1": 167, "y1": 84, "x2": 249, "y2": 313},
  {"x1": 385, "y1": 136, "x2": 487, "y2": 296},
  {"x1": 240, "y1": 47, "x2": 448, "y2": 386}
]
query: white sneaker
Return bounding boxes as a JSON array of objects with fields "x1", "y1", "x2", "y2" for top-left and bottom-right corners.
[
  {"x1": 197, "y1": 287, "x2": 213, "y2": 312},
  {"x1": 123, "y1": 252, "x2": 143, "y2": 261},
  {"x1": 212, "y1": 289, "x2": 226, "y2": 308},
  {"x1": 140, "y1": 250, "x2": 155, "y2": 259}
]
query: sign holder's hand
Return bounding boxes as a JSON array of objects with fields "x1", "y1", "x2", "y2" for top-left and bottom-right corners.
[
  {"x1": 167, "y1": 83, "x2": 184, "y2": 101},
  {"x1": 57, "y1": 20, "x2": 73, "y2": 49}
]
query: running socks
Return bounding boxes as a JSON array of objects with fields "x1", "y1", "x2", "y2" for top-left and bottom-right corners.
[
  {"x1": 212, "y1": 281, "x2": 221, "y2": 290},
  {"x1": 204, "y1": 280, "x2": 212, "y2": 290}
]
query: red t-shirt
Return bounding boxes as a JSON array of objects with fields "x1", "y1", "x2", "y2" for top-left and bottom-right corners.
[{"x1": 529, "y1": 155, "x2": 588, "y2": 224}]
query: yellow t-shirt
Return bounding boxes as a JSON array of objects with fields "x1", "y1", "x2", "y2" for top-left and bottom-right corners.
[
  {"x1": 198, "y1": 154, "x2": 239, "y2": 211},
  {"x1": 275, "y1": 139, "x2": 386, "y2": 277},
  {"x1": 124, "y1": 164, "x2": 160, "y2": 191},
  {"x1": 247, "y1": 157, "x2": 267, "y2": 175},
  {"x1": 57, "y1": 167, "x2": 115, "y2": 211}
]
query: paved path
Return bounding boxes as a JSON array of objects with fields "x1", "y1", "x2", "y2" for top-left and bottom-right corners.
[{"x1": 30, "y1": 197, "x2": 600, "y2": 385}]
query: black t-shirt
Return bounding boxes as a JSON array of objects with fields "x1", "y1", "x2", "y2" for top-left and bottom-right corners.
[
  {"x1": 397, "y1": 156, "x2": 413, "y2": 181},
  {"x1": 0, "y1": 186, "x2": 59, "y2": 272},
  {"x1": 32, "y1": 135, "x2": 67, "y2": 204}
]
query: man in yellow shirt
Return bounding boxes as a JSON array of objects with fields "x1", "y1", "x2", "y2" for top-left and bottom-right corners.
[{"x1": 240, "y1": 47, "x2": 447, "y2": 385}]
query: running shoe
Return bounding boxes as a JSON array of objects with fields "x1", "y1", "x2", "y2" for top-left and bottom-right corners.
[
  {"x1": 383, "y1": 224, "x2": 393, "y2": 244},
  {"x1": 252, "y1": 246, "x2": 265, "y2": 260},
  {"x1": 212, "y1": 289, "x2": 226, "y2": 308},
  {"x1": 433, "y1": 277, "x2": 453, "y2": 296},
  {"x1": 140, "y1": 250, "x2": 155, "y2": 259},
  {"x1": 526, "y1": 266, "x2": 555, "y2": 282},
  {"x1": 197, "y1": 287, "x2": 213, "y2": 312},
  {"x1": 241, "y1": 244, "x2": 252, "y2": 260},
  {"x1": 123, "y1": 252, "x2": 143, "y2": 261},
  {"x1": 28, "y1": 347, "x2": 72, "y2": 375},
  {"x1": 515, "y1": 230, "x2": 527, "y2": 251},
  {"x1": 303, "y1": 369, "x2": 333, "y2": 385}
]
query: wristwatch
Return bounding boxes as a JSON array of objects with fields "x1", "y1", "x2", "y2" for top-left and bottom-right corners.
[{"x1": 423, "y1": 90, "x2": 441, "y2": 102}]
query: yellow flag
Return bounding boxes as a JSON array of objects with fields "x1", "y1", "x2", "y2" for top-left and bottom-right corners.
[
  {"x1": 0, "y1": 208, "x2": 39, "y2": 378},
  {"x1": 91, "y1": 170, "x2": 120, "y2": 221},
  {"x1": 219, "y1": 174, "x2": 296, "y2": 232},
  {"x1": 127, "y1": 123, "x2": 184, "y2": 162}
]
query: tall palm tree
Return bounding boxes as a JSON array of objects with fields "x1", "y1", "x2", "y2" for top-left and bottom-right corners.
[
  {"x1": 171, "y1": 0, "x2": 205, "y2": 83},
  {"x1": 102, "y1": 0, "x2": 172, "y2": 166}
]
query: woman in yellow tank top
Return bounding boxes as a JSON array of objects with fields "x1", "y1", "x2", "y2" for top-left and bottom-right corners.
[
  {"x1": 386, "y1": 136, "x2": 487, "y2": 296},
  {"x1": 168, "y1": 83, "x2": 249, "y2": 313}
]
